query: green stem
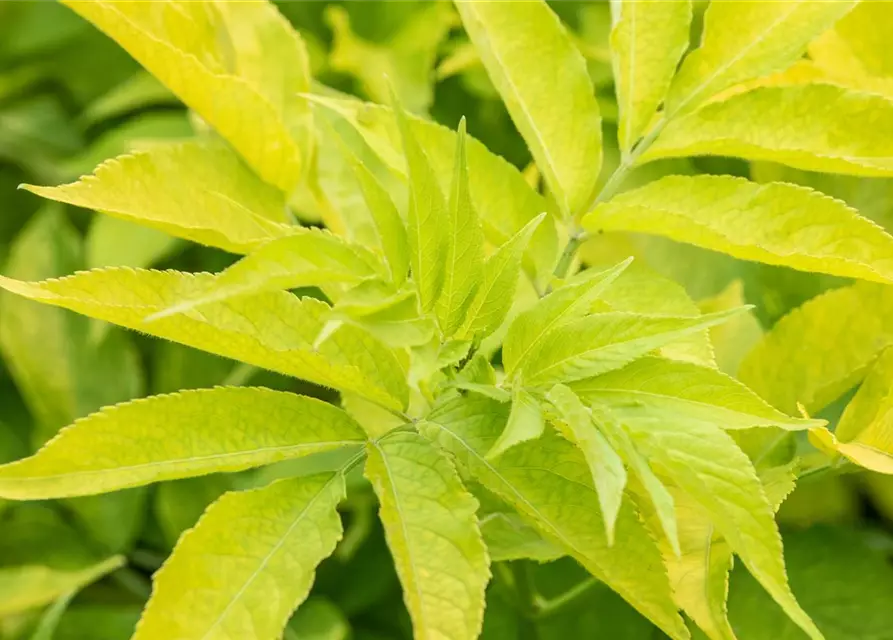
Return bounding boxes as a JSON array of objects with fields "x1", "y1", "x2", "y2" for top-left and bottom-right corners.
[
  {"x1": 534, "y1": 577, "x2": 599, "y2": 620},
  {"x1": 550, "y1": 117, "x2": 669, "y2": 285}
]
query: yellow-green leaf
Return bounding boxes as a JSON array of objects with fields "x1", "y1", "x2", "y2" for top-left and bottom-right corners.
[
  {"x1": 456, "y1": 0, "x2": 601, "y2": 217},
  {"x1": 393, "y1": 92, "x2": 447, "y2": 312},
  {"x1": 457, "y1": 214, "x2": 546, "y2": 341},
  {"x1": 585, "y1": 259, "x2": 716, "y2": 367},
  {"x1": 0, "y1": 268, "x2": 408, "y2": 410},
  {"x1": 422, "y1": 396, "x2": 688, "y2": 639},
  {"x1": 739, "y1": 282, "x2": 893, "y2": 415},
  {"x1": 610, "y1": 0, "x2": 691, "y2": 152},
  {"x1": 0, "y1": 556, "x2": 124, "y2": 618},
  {"x1": 622, "y1": 412, "x2": 821, "y2": 640},
  {"x1": 331, "y1": 127, "x2": 410, "y2": 287},
  {"x1": 22, "y1": 141, "x2": 293, "y2": 254},
  {"x1": 699, "y1": 280, "x2": 763, "y2": 377},
  {"x1": 503, "y1": 258, "x2": 631, "y2": 377},
  {"x1": 665, "y1": 0, "x2": 856, "y2": 116},
  {"x1": 590, "y1": 405, "x2": 680, "y2": 557},
  {"x1": 486, "y1": 387, "x2": 545, "y2": 460},
  {"x1": 808, "y1": 1, "x2": 893, "y2": 98},
  {"x1": 585, "y1": 175, "x2": 893, "y2": 284},
  {"x1": 521, "y1": 308, "x2": 745, "y2": 387},
  {"x1": 547, "y1": 384, "x2": 626, "y2": 545},
  {"x1": 149, "y1": 229, "x2": 383, "y2": 320},
  {"x1": 0, "y1": 388, "x2": 364, "y2": 499},
  {"x1": 572, "y1": 357, "x2": 818, "y2": 430},
  {"x1": 62, "y1": 0, "x2": 310, "y2": 190},
  {"x1": 436, "y1": 119, "x2": 485, "y2": 337},
  {"x1": 134, "y1": 472, "x2": 345, "y2": 640},
  {"x1": 811, "y1": 347, "x2": 893, "y2": 474},
  {"x1": 304, "y1": 95, "x2": 558, "y2": 283},
  {"x1": 648, "y1": 85, "x2": 893, "y2": 177},
  {"x1": 366, "y1": 431, "x2": 489, "y2": 640}
]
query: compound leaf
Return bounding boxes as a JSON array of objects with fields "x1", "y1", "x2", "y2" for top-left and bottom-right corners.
[
  {"x1": 366, "y1": 431, "x2": 489, "y2": 640},
  {"x1": 648, "y1": 85, "x2": 893, "y2": 177},
  {"x1": 149, "y1": 229, "x2": 383, "y2": 319},
  {"x1": 572, "y1": 357, "x2": 821, "y2": 430},
  {"x1": 503, "y1": 257, "x2": 631, "y2": 377},
  {"x1": 435, "y1": 119, "x2": 485, "y2": 337},
  {"x1": 333, "y1": 128, "x2": 410, "y2": 287},
  {"x1": 0, "y1": 388, "x2": 364, "y2": 499},
  {"x1": 622, "y1": 413, "x2": 821, "y2": 640},
  {"x1": 585, "y1": 175, "x2": 893, "y2": 284},
  {"x1": 546, "y1": 384, "x2": 626, "y2": 545},
  {"x1": 393, "y1": 91, "x2": 448, "y2": 312},
  {"x1": 305, "y1": 96, "x2": 558, "y2": 284},
  {"x1": 457, "y1": 214, "x2": 546, "y2": 341},
  {"x1": 739, "y1": 282, "x2": 893, "y2": 415},
  {"x1": 521, "y1": 308, "x2": 745, "y2": 387},
  {"x1": 0, "y1": 268, "x2": 409, "y2": 410},
  {"x1": 23, "y1": 141, "x2": 294, "y2": 254},
  {"x1": 811, "y1": 347, "x2": 893, "y2": 474},
  {"x1": 456, "y1": 0, "x2": 601, "y2": 217},
  {"x1": 665, "y1": 0, "x2": 856, "y2": 116},
  {"x1": 610, "y1": 0, "x2": 691, "y2": 151},
  {"x1": 62, "y1": 0, "x2": 310, "y2": 190},
  {"x1": 133, "y1": 472, "x2": 345, "y2": 640},
  {"x1": 486, "y1": 388, "x2": 545, "y2": 460},
  {"x1": 422, "y1": 396, "x2": 688, "y2": 640}
]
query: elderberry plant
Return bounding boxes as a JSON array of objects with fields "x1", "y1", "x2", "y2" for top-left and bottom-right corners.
[{"x1": 2, "y1": 2, "x2": 893, "y2": 639}]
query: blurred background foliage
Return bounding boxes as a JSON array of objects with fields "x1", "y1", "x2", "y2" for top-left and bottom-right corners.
[{"x1": 1, "y1": 2, "x2": 892, "y2": 639}]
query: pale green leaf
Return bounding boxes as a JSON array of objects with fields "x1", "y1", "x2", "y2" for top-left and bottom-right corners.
[
  {"x1": 648, "y1": 85, "x2": 893, "y2": 177},
  {"x1": 521, "y1": 308, "x2": 745, "y2": 387},
  {"x1": 304, "y1": 96, "x2": 558, "y2": 284},
  {"x1": 546, "y1": 384, "x2": 626, "y2": 545},
  {"x1": 811, "y1": 347, "x2": 893, "y2": 474},
  {"x1": 148, "y1": 229, "x2": 383, "y2": 320},
  {"x1": 622, "y1": 412, "x2": 821, "y2": 640},
  {"x1": 62, "y1": 0, "x2": 310, "y2": 190},
  {"x1": 572, "y1": 357, "x2": 821, "y2": 430},
  {"x1": 739, "y1": 282, "x2": 893, "y2": 415},
  {"x1": 656, "y1": 489, "x2": 736, "y2": 640},
  {"x1": 331, "y1": 127, "x2": 410, "y2": 287},
  {"x1": 457, "y1": 214, "x2": 546, "y2": 341},
  {"x1": 699, "y1": 280, "x2": 763, "y2": 377},
  {"x1": 436, "y1": 118, "x2": 485, "y2": 337},
  {"x1": 393, "y1": 91, "x2": 447, "y2": 312},
  {"x1": 133, "y1": 472, "x2": 345, "y2": 640},
  {"x1": 456, "y1": 0, "x2": 601, "y2": 217},
  {"x1": 83, "y1": 71, "x2": 175, "y2": 125},
  {"x1": 421, "y1": 396, "x2": 688, "y2": 639},
  {"x1": 584, "y1": 175, "x2": 893, "y2": 284},
  {"x1": 584, "y1": 259, "x2": 716, "y2": 366},
  {"x1": 23, "y1": 140, "x2": 294, "y2": 254},
  {"x1": 808, "y1": 1, "x2": 893, "y2": 98},
  {"x1": 366, "y1": 431, "x2": 489, "y2": 640},
  {"x1": 477, "y1": 504, "x2": 562, "y2": 563},
  {"x1": 665, "y1": 0, "x2": 856, "y2": 116},
  {"x1": 609, "y1": 0, "x2": 691, "y2": 151},
  {"x1": 486, "y1": 388, "x2": 545, "y2": 460},
  {"x1": 0, "y1": 556, "x2": 124, "y2": 617},
  {"x1": 0, "y1": 387, "x2": 364, "y2": 499},
  {"x1": 0, "y1": 268, "x2": 409, "y2": 410},
  {"x1": 325, "y1": 3, "x2": 456, "y2": 114},
  {"x1": 503, "y1": 257, "x2": 632, "y2": 377},
  {"x1": 452, "y1": 382, "x2": 511, "y2": 404},
  {"x1": 590, "y1": 406, "x2": 680, "y2": 558}
]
